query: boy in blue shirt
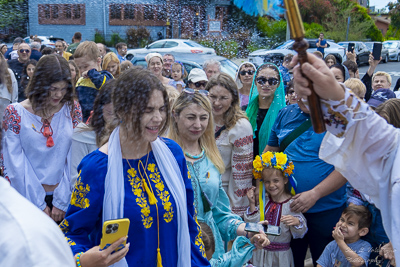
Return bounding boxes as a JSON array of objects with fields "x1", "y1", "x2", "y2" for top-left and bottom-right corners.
[
  {"x1": 73, "y1": 41, "x2": 113, "y2": 121},
  {"x1": 317, "y1": 205, "x2": 372, "y2": 267}
]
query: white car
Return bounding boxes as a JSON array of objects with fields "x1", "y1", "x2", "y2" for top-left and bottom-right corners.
[
  {"x1": 249, "y1": 39, "x2": 346, "y2": 67},
  {"x1": 126, "y1": 39, "x2": 216, "y2": 57},
  {"x1": 24, "y1": 36, "x2": 64, "y2": 47}
]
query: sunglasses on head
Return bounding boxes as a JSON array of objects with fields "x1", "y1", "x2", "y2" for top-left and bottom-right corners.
[
  {"x1": 19, "y1": 49, "x2": 30, "y2": 54},
  {"x1": 239, "y1": 70, "x2": 255, "y2": 76},
  {"x1": 183, "y1": 88, "x2": 209, "y2": 96},
  {"x1": 256, "y1": 76, "x2": 279, "y2": 86}
]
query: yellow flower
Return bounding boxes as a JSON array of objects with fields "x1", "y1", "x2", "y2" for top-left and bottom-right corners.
[
  {"x1": 275, "y1": 152, "x2": 287, "y2": 166},
  {"x1": 147, "y1": 164, "x2": 156, "y2": 173},
  {"x1": 141, "y1": 206, "x2": 151, "y2": 217},
  {"x1": 262, "y1": 151, "x2": 274, "y2": 164},
  {"x1": 253, "y1": 169, "x2": 262, "y2": 179},
  {"x1": 127, "y1": 168, "x2": 137, "y2": 178},
  {"x1": 164, "y1": 201, "x2": 172, "y2": 211},
  {"x1": 253, "y1": 155, "x2": 263, "y2": 170},
  {"x1": 155, "y1": 182, "x2": 164, "y2": 192},
  {"x1": 134, "y1": 188, "x2": 142, "y2": 197}
]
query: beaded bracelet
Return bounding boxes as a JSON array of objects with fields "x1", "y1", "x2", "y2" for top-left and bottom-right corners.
[{"x1": 76, "y1": 252, "x2": 83, "y2": 267}]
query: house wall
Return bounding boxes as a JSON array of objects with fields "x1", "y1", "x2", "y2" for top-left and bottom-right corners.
[{"x1": 28, "y1": 0, "x2": 230, "y2": 45}]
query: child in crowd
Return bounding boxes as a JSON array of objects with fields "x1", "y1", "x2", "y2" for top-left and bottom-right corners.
[
  {"x1": 20, "y1": 59, "x2": 37, "y2": 91},
  {"x1": 168, "y1": 62, "x2": 187, "y2": 92},
  {"x1": 278, "y1": 54, "x2": 293, "y2": 90},
  {"x1": 344, "y1": 78, "x2": 366, "y2": 100},
  {"x1": 68, "y1": 60, "x2": 80, "y2": 88},
  {"x1": 102, "y1": 52, "x2": 121, "y2": 78},
  {"x1": 325, "y1": 55, "x2": 337, "y2": 67},
  {"x1": 245, "y1": 152, "x2": 307, "y2": 267},
  {"x1": 73, "y1": 41, "x2": 113, "y2": 121},
  {"x1": 317, "y1": 205, "x2": 372, "y2": 267},
  {"x1": 120, "y1": 60, "x2": 134, "y2": 73}
]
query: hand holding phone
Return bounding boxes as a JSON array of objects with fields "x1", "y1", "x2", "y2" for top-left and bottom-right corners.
[
  {"x1": 372, "y1": 43, "x2": 382, "y2": 60},
  {"x1": 348, "y1": 43, "x2": 355, "y2": 53},
  {"x1": 100, "y1": 218, "x2": 130, "y2": 252},
  {"x1": 245, "y1": 222, "x2": 281, "y2": 236}
]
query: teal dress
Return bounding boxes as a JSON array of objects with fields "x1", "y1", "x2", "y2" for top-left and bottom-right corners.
[{"x1": 187, "y1": 154, "x2": 255, "y2": 266}]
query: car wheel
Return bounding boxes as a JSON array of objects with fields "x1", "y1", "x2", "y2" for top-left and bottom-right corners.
[
  {"x1": 384, "y1": 55, "x2": 388, "y2": 63},
  {"x1": 397, "y1": 54, "x2": 400, "y2": 62}
]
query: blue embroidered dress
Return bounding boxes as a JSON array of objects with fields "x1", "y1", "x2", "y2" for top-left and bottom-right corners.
[
  {"x1": 186, "y1": 155, "x2": 253, "y2": 266},
  {"x1": 61, "y1": 139, "x2": 210, "y2": 267}
]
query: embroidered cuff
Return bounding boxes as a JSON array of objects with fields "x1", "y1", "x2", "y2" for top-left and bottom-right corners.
[
  {"x1": 320, "y1": 87, "x2": 371, "y2": 138},
  {"x1": 246, "y1": 206, "x2": 259, "y2": 216},
  {"x1": 293, "y1": 215, "x2": 305, "y2": 230}
]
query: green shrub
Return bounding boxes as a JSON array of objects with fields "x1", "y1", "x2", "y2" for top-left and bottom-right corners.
[
  {"x1": 106, "y1": 32, "x2": 125, "y2": 47},
  {"x1": 94, "y1": 29, "x2": 106, "y2": 44},
  {"x1": 304, "y1": 23, "x2": 325, "y2": 39},
  {"x1": 126, "y1": 26, "x2": 151, "y2": 48}
]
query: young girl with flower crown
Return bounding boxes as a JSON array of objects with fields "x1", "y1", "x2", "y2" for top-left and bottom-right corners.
[{"x1": 244, "y1": 151, "x2": 308, "y2": 267}]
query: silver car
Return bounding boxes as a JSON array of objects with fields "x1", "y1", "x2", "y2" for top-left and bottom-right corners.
[
  {"x1": 127, "y1": 39, "x2": 216, "y2": 57},
  {"x1": 383, "y1": 40, "x2": 400, "y2": 62},
  {"x1": 248, "y1": 39, "x2": 346, "y2": 67}
]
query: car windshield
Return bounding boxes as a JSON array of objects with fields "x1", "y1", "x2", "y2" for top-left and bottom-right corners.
[
  {"x1": 219, "y1": 60, "x2": 238, "y2": 78},
  {"x1": 275, "y1": 40, "x2": 293, "y2": 49},
  {"x1": 184, "y1": 41, "x2": 204, "y2": 48},
  {"x1": 365, "y1": 43, "x2": 373, "y2": 50},
  {"x1": 338, "y1": 43, "x2": 348, "y2": 47},
  {"x1": 384, "y1": 42, "x2": 399, "y2": 49}
]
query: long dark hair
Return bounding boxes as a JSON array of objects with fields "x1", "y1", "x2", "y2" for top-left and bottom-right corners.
[
  {"x1": 0, "y1": 54, "x2": 12, "y2": 94},
  {"x1": 90, "y1": 79, "x2": 116, "y2": 146},
  {"x1": 25, "y1": 54, "x2": 75, "y2": 117},
  {"x1": 20, "y1": 59, "x2": 38, "y2": 91}
]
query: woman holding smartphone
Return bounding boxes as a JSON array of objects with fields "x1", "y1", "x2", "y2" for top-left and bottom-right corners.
[{"x1": 61, "y1": 67, "x2": 210, "y2": 267}]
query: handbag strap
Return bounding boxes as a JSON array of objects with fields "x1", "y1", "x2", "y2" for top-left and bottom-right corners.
[{"x1": 279, "y1": 119, "x2": 312, "y2": 152}]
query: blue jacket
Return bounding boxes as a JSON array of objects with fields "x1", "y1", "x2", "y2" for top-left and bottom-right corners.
[
  {"x1": 76, "y1": 69, "x2": 113, "y2": 121},
  {"x1": 30, "y1": 50, "x2": 42, "y2": 61}
]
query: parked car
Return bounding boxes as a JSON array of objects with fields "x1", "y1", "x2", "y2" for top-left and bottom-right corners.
[
  {"x1": 383, "y1": 40, "x2": 400, "y2": 62},
  {"x1": 248, "y1": 39, "x2": 346, "y2": 67},
  {"x1": 126, "y1": 39, "x2": 216, "y2": 57},
  {"x1": 24, "y1": 36, "x2": 64, "y2": 47},
  {"x1": 337, "y1": 41, "x2": 370, "y2": 65},
  {"x1": 130, "y1": 53, "x2": 237, "y2": 80},
  {"x1": 364, "y1": 42, "x2": 389, "y2": 63}
]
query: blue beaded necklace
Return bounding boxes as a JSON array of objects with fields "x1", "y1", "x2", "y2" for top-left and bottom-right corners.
[{"x1": 184, "y1": 147, "x2": 205, "y2": 159}]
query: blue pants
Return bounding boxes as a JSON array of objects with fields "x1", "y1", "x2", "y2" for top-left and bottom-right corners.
[{"x1": 291, "y1": 204, "x2": 345, "y2": 267}]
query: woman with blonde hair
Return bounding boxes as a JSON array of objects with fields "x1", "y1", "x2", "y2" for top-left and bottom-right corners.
[
  {"x1": 205, "y1": 73, "x2": 253, "y2": 216},
  {"x1": 168, "y1": 90, "x2": 269, "y2": 265},
  {"x1": 102, "y1": 52, "x2": 121, "y2": 78},
  {"x1": 0, "y1": 54, "x2": 18, "y2": 114}
]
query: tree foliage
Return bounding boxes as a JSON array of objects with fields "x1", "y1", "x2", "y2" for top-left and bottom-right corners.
[
  {"x1": 0, "y1": 0, "x2": 28, "y2": 41},
  {"x1": 388, "y1": 0, "x2": 400, "y2": 31},
  {"x1": 298, "y1": 0, "x2": 334, "y2": 24}
]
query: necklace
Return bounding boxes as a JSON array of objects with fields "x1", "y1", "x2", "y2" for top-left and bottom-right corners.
[{"x1": 184, "y1": 147, "x2": 205, "y2": 159}]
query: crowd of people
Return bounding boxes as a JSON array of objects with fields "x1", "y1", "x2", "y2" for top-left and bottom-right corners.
[{"x1": 0, "y1": 31, "x2": 399, "y2": 267}]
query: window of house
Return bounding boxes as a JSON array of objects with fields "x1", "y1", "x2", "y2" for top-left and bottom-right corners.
[
  {"x1": 38, "y1": 4, "x2": 85, "y2": 25},
  {"x1": 109, "y1": 4, "x2": 167, "y2": 26}
]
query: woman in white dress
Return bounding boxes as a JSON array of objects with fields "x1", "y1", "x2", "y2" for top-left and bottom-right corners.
[
  {"x1": 2, "y1": 54, "x2": 82, "y2": 222},
  {"x1": 205, "y1": 73, "x2": 253, "y2": 216}
]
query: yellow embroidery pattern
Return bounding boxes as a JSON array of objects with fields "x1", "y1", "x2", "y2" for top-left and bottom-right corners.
[
  {"x1": 65, "y1": 237, "x2": 76, "y2": 246},
  {"x1": 194, "y1": 217, "x2": 206, "y2": 258},
  {"x1": 70, "y1": 171, "x2": 90, "y2": 209},
  {"x1": 187, "y1": 171, "x2": 191, "y2": 179},
  {"x1": 59, "y1": 219, "x2": 69, "y2": 233},
  {"x1": 148, "y1": 163, "x2": 174, "y2": 223},
  {"x1": 127, "y1": 168, "x2": 154, "y2": 229}
]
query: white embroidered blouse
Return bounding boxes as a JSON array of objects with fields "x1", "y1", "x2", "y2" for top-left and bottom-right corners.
[
  {"x1": 2, "y1": 101, "x2": 82, "y2": 212},
  {"x1": 215, "y1": 118, "x2": 254, "y2": 216}
]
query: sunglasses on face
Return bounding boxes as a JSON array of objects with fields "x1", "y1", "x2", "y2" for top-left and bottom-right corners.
[
  {"x1": 183, "y1": 88, "x2": 209, "y2": 96},
  {"x1": 19, "y1": 49, "x2": 30, "y2": 54},
  {"x1": 239, "y1": 70, "x2": 255, "y2": 76},
  {"x1": 192, "y1": 81, "x2": 207, "y2": 88},
  {"x1": 256, "y1": 76, "x2": 279, "y2": 86}
]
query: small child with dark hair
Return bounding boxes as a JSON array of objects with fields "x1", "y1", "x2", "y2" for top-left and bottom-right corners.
[
  {"x1": 279, "y1": 54, "x2": 293, "y2": 90},
  {"x1": 317, "y1": 205, "x2": 372, "y2": 267}
]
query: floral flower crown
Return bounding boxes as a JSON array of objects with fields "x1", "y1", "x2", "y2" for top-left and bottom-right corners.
[{"x1": 253, "y1": 151, "x2": 295, "y2": 180}]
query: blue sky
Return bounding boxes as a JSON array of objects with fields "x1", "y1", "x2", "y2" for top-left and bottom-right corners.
[{"x1": 369, "y1": 0, "x2": 391, "y2": 10}]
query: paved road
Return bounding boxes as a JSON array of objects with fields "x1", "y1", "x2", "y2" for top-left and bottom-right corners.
[{"x1": 358, "y1": 60, "x2": 400, "y2": 90}]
